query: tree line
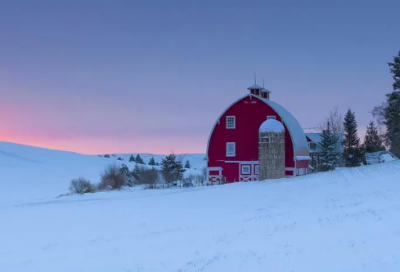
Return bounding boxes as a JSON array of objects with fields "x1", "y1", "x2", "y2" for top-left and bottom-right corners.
[
  {"x1": 318, "y1": 50, "x2": 400, "y2": 171},
  {"x1": 70, "y1": 153, "x2": 203, "y2": 194},
  {"x1": 103, "y1": 153, "x2": 192, "y2": 169}
]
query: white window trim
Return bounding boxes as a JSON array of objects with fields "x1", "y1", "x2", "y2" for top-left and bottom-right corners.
[
  {"x1": 254, "y1": 165, "x2": 259, "y2": 175},
  {"x1": 241, "y1": 165, "x2": 251, "y2": 175},
  {"x1": 226, "y1": 116, "x2": 236, "y2": 129},
  {"x1": 226, "y1": 142, "x2": 236, "y2": 157},
  {"x1": 267, "y1": 115, "x2": 276, "y2": 120}
]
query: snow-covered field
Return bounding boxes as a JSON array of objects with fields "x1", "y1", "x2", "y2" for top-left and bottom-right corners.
[{"x1": 1, "y1": 141, "x2": 400, "y2": 271}]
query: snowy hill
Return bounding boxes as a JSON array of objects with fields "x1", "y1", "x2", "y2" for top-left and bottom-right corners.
[
  {"x1": 0, "y1": 142, "x2": 205, "y2": 205},
  {"x1": 1, "y1": 141, "x2": 400, "y2": 271}
]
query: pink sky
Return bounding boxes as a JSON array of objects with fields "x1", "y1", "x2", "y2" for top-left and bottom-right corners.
[{"x1": 1, "y1": 1, "x2": 398, "y2": 154}]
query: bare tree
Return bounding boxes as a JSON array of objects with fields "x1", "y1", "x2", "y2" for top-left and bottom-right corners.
[
  {"x1": 318, "y1": 107, "x2": 344, "y2": 136},
  {"x1": 372, "y1": 103, "x2": 389, "y2": 148},
  {"x1": 98, "y1": 164, "x2": 127, "y2": 190},
  {"x1": 140, "y1": 168, "x2": 159, "y2": 189},
  {"x1": 69, "y1": 177, "x2": 96, "y2": 194}
]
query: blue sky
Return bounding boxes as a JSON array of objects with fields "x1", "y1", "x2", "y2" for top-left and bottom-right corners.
[{"x1": 0, "y1": 0, "x2": 399, "y2": 154}]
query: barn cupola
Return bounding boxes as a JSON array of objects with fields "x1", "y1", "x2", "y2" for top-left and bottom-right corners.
[
  {"x1": 247, "y1": 84, "x2": 263, "y2": 96},
  {"x1": 261, "y1": 87, "x2": 271, "y2": 100},
  {"x1": 261, "y1": 79, "x2": 271, "y2": 99}
]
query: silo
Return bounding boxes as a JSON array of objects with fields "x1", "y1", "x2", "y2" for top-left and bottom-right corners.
[{"x1": 259, "y1": 119, "x2": 286, "y2": 180}]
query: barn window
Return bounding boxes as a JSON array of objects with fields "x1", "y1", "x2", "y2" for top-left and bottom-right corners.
[
  {"x1": 226, "y1": 142, "x2": 236, "y2": 157},
  {"x1": 254, "y1": 165, "x2": 259, "y2": 175},
  {"x1": 267, "y1": 115, "x2": 276, "y2": 120},
  {"x1": 226, "y1": 116, "x2": 236, "y2": 129},
  {"x1": 241, "y1": 165, "x2": 251, "y2": 175},
  {"x1": 309, "y1": 143, "x2": 317, "y2": 150}
]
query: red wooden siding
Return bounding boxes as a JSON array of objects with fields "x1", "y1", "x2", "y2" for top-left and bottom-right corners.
[
  {"x1": 285, "y1": 170, "x2": 294, "y2": 176},
  {"x1": 296, "y1": 160, "x2": 309, "y2": 170}
]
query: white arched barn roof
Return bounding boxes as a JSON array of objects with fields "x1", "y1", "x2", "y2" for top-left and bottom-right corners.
[
  {"x1": 206, "y1": 94, "x2": 309, "y2": 159},
  {"x1": 260, "y1": 96, "x2": 309, "y2": 157}
]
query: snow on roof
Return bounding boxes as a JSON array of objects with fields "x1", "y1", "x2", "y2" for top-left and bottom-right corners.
[
  {"x1": 247, "y1": 84, "x2": 262, "y2": 90},
  {"x1": 257, "y1": 96, "x2": 310, "y2": 157},
  {"x1": 306, "y1": 133, "x2": 321, "y2": 144},
  {"x1": 306, "y1": 132, "x2": 344, "y2": 153},
  {"x1": 262, "y1": 87, "x2": 271, "y2": 93},
  {"x1": 259, "y1": 119, "x2": 285, "y2": 133},
  {"x1": 295, "y1": 156, "x2": 311, "y2": 161}
]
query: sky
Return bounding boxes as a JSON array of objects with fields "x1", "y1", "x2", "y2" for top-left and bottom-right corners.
[{"x1": 1, "y1": 0, "x2": 399, "y2": 155}]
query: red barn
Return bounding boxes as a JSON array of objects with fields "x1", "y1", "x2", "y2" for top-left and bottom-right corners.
[{"x1": 206, "y1": 83, "x2": 310, "y2": 183}]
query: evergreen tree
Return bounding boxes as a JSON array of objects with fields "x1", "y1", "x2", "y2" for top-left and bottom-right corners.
[
  {"x1": 120, "y1": 164, "x2": 134, "y2": 187},
  {"x1": 384, "y1": 50, "x2": 400, "y2": 157},
  {"x1": 135, "y1": 154, "x2": 144, "y2": 164},
  {"x1": 132, "y1": 164, "x2": 143, "y2": 177},
  {"x1": 319, "y1": 122, "x2": 339, "y2": 171},
  {"x1": 119, "y1": 164, "x2": 130, "y2": 178},
  {"x1": 389, "y1": 50, "x2": 400, "y2": 91},
  {"x1": 161, "y1": 153, "x2": 186, "y2": 185},
  {"x1": 129, "y1": 155, "x2": 135, "y2": 162},
  {"x1": 342, "y1": 109, "x2": 362, "y2": 167},
  {"x1": 363, "y1": 121, "x2": 385, "y2": 153},
  {"x1": 184, "y1": 160, "x2": 191, "y2": 169},
  {"x1": 148, "y1": 157, "x2": 156, "y2": 166},
  {"x1": 175, "y1": 160, "x2": 185, "y2": 180}
]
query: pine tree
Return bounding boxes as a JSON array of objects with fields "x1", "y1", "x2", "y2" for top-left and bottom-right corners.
[
  {"x1": 175, "y1": 160, "x2": 185, "y2": 180},
  {"x1": 148, "y1": 157, "x2": 156, "y2": 166},
  {"x1": 342, "y1": 109, "x2": 362, "y2": 167},
  {"x1": 161, "y1": 153, "x2": 186, "y2": 185},
  {"x1": 132, "y1": 164, "x2": 143, "y2": 177},
  {"x1": 135, "y1": 154, "x2": 144, "y2": 164},
  {"x1": 129, "y1": 155, "x2": 135, "y2": 162},
  {"x1": 384, "y1": 50, "x2": 400, "y2": 157},
  {"x1": 184, "y1": 160, "x2": 191, "y2": 169},
  {"x1": 319, "y1": 122, "x2": 339, "y2": 171},
  {"x1": 161, "y1": 154, "x2": 176, "y2": 185},
  {"x1": 119, "y1": 164, "x2": 135, "y2": 187},
  {"x1": 119, "y1": 163, "x2": 129, "y2": 175},
  {"x1": 363, "y1": 121, "x2": 385, "y2": 153}
]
